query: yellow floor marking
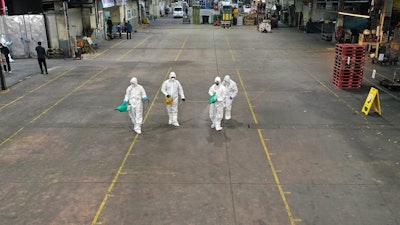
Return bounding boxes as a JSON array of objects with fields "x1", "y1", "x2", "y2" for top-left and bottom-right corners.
[
  {"x1": 92, "y1": 40, "x2": 183, "y2": 223},
  {"x1": 30, "y1": 68, "x2": 107, "y2": 123},
  {"x1": 116, "y1": 37, "x2": 149, "y2": 61},
  {"x1": 0, "y1": 127, "x2": 24, "y2": 147},
  {"x1": 237, "y1": 69, "x2": 297, "y2": 225},
  {"x1": 174, "y1": 36, "x2": 188, "y2": 62},
  {"x1": 0, "y1": 67, "x2": 76, "y2": 148},
  {"x1": 0, "y1": 67, "x2": 75, "y2": 111},
  {"x1": 92, "y1": 68, "x2": 172, "y2": 225},
  {"x1": 90, "y1": 39, "x2": 125, "y2": 60},
  {"x1": 225, "y1": 37, "x2": 236, "y2": 62},
  {"x1": 291, "y1": 60, "x2": 360, "y2": 115}
]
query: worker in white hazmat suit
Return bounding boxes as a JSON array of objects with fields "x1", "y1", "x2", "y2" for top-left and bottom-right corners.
[
  {"x1": 208, "y1": 76, "x2": 226, "y2": 131},
  {"x1": 123, "y1": 77, "x2": 149, "y2": 134},
  {"x1": 161, "y1": 72, "x2": 185, "y2": 126},
  {"x1": 222, "y1": 75, "x2": 238, "y2": 120}
]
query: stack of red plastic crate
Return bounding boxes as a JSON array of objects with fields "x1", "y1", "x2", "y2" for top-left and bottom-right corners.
[{"x1": 333, "y1": 44, "x2": 366, "y2": 89}]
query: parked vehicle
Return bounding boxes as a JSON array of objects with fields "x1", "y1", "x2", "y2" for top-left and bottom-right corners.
[{"x1": 173, "y1": 6, "x2": 184, "y2": 18}]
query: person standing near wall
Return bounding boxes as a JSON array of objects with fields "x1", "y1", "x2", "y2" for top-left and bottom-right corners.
[
  {"x1": 35, "y1": 42, "x2": 48, "y2": 74},
  {"x1": 117, "y1": 23, "x2": 122, "y2": 39},
  {"x1": 107, "y1": 17, "x2": 113, "y2": 36},
  {"x1": 126, "y1": 21, "x2": 132, "y2": 39},
  {"x1": 0, "y1": 44, "x2": 11, "y2": 73}
]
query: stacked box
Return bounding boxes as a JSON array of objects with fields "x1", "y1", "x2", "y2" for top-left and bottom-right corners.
[{"x1": 333, "y1": 44, "x2": 365, "y2": 89}]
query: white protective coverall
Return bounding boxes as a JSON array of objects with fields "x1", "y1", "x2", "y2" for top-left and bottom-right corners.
[
  {"x1": 124, "y1": 77, "x2": 148, "y2": 134},
  {"x1": 161, "y1": 72, "x2": 185, "y2": 126},
  {"x1": 208, "y1": 76, "x2": 226, "y2": 131},
  {"x1": 222, "y1": 75, "x2": 238, "y2": 120}
]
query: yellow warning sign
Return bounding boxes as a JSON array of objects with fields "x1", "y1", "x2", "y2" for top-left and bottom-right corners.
[{"x1": 361, "y1": 87, "x2": 381, "y2": 116}]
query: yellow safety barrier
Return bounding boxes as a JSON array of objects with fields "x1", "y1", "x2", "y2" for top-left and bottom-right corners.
[{"x1": 361, "y1": 87, "x2": 381, "y2": 116}]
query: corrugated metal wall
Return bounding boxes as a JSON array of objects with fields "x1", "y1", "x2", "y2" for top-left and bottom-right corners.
[{"x1": 1, "y1": 15, "x2": 47, "y2": 58}]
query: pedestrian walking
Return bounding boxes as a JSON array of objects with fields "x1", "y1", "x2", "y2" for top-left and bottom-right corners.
[
  {"x1": 117, "y1": 23, "x2": 122, "y2": 39},
  {"x1": 35, "y1": 42, "x2": 48, "y2": 74},
  {"x1": 122, "y1": 77, "x2": 149, "y2": 134},
  {"x1": 208, "y1": 76, "x2": 226, "y2": 131},
  {"x1": 222, "y1": 75, "x2": 238, "y2": 120},
  {"x1": 126, "y1": 21, "x2": 132, "y2": 39},
  {"x1": 161, "y1": 72, "x2": 185, "y2": 126},
  {"x1": 0, "y1": 43, "x2": 11, "y2": 73}
]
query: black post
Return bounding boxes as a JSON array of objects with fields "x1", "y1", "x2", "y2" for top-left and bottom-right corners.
[{"x1": 0, "y1": 68, "x2": 6, "y2": 91}]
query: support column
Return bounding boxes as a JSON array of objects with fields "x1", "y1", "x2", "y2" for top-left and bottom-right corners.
[
  {"x1": 336, "y1": 0, "x2": 345, "y2": 27},
  {"x1": 376, "y1": 0, "x2": 393, "y2": 56}
]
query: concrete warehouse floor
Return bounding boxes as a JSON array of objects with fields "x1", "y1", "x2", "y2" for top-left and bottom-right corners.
[{"x1": 0, "y1": 16, "x2": 399, "y2": 225}]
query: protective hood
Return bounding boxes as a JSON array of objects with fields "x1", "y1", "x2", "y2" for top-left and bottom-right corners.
[
  {"x1": 169, "y1": 72, "x2": 176, "y2": 80},
  {"x1": 223, "y1": 75, "x2": 231, "y2": 83},
  {"x1": 214, "y1": 76, "x2": 221, "y2": 85},
  {"x1": 130, "y1": 77, "x2": 138, "y2": 85}
]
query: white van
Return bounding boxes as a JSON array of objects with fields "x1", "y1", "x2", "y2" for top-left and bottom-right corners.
[{"x1": 173, "y1": 6, "x2": 184, "y2": 18}]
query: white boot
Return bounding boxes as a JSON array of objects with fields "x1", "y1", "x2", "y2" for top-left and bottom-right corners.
[
  {"x1": 172, "y1": 113, "x2": 180, "y2": 127},
  {"x1": 215, "y1": 121, "x2": 222, "y2": 131},
  {"x1": 168, "y1": 112, "x2": 172, "y2": 125},
  {"x1": 225, "y1": 110, "x2": 231, "y2": 120},
  {"x1": 134, "y1": 124, "x2": 142, "y2": 134}
]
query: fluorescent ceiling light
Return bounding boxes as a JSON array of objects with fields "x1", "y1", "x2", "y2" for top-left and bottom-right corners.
[{"x1": 338, "y1": 12, "x2": 370, "y2": 18}]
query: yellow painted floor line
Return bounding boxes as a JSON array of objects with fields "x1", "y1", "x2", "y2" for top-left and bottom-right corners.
[
  {"x1": 226, "y1": 37, "x2": 297, "y2": 224},
  {"x1": 237, "y1": 69, "x2": 297, "y2": 225},
  {"x1": 92, "y1": 34, "x2": 186, "y2": 224},
  {"x1": 0, "y1": 68, "x2": 106, "y2": 149},
  {"x1": 174, "y1": 36, "x2": 188, "y2": 62},
  {"x1": 0, "y1": 67, "x2": 75, "y2": 111},
  {"x1": 225, "y1": 37, "x2": 236, "y2": 62},
  {"x1": 116, "y1": 37, "x2": 149, "y2": 61},
  {"x1": 291, "y1": 59, "x2": 360, "y2": 116},
  {"x1": 0, "y1": 127, "x2": 24, "y2": 147},
  {"x1": 92, "y1": 68, "x2": 173, "y2": 225},
  {"x1": 30, "y1": 67, "x2": 107, "y2": 123},
  {"x1": 90, "y1": 39, "x2": 125, "y2": 60}
]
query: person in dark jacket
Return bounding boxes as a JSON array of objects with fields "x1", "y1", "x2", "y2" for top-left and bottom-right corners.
[
  {"x1": 107, "y1": 17, "x2": 113, "y2": 35},
  {"x1": 0, "y1": 43, "x2": 11, "y2": 73},
  {"x1": 126, "y1": 21, "x2": 132, "y2": 39},
  {"x1": 35, "y1": 42, "x2": 48, "y2": 74}
]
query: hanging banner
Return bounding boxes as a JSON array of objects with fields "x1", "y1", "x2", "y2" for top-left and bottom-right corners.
[
  {"x1": 115, "y1": 0, "x2": 126, "y2": 6},
  {"x1": 102, "y1": 0, "x2": 115, "y2": 8}
]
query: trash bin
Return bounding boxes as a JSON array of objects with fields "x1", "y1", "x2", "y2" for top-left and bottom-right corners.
[{"x1": 202, "y1": 15, "x2": 209, "y2": 24}]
